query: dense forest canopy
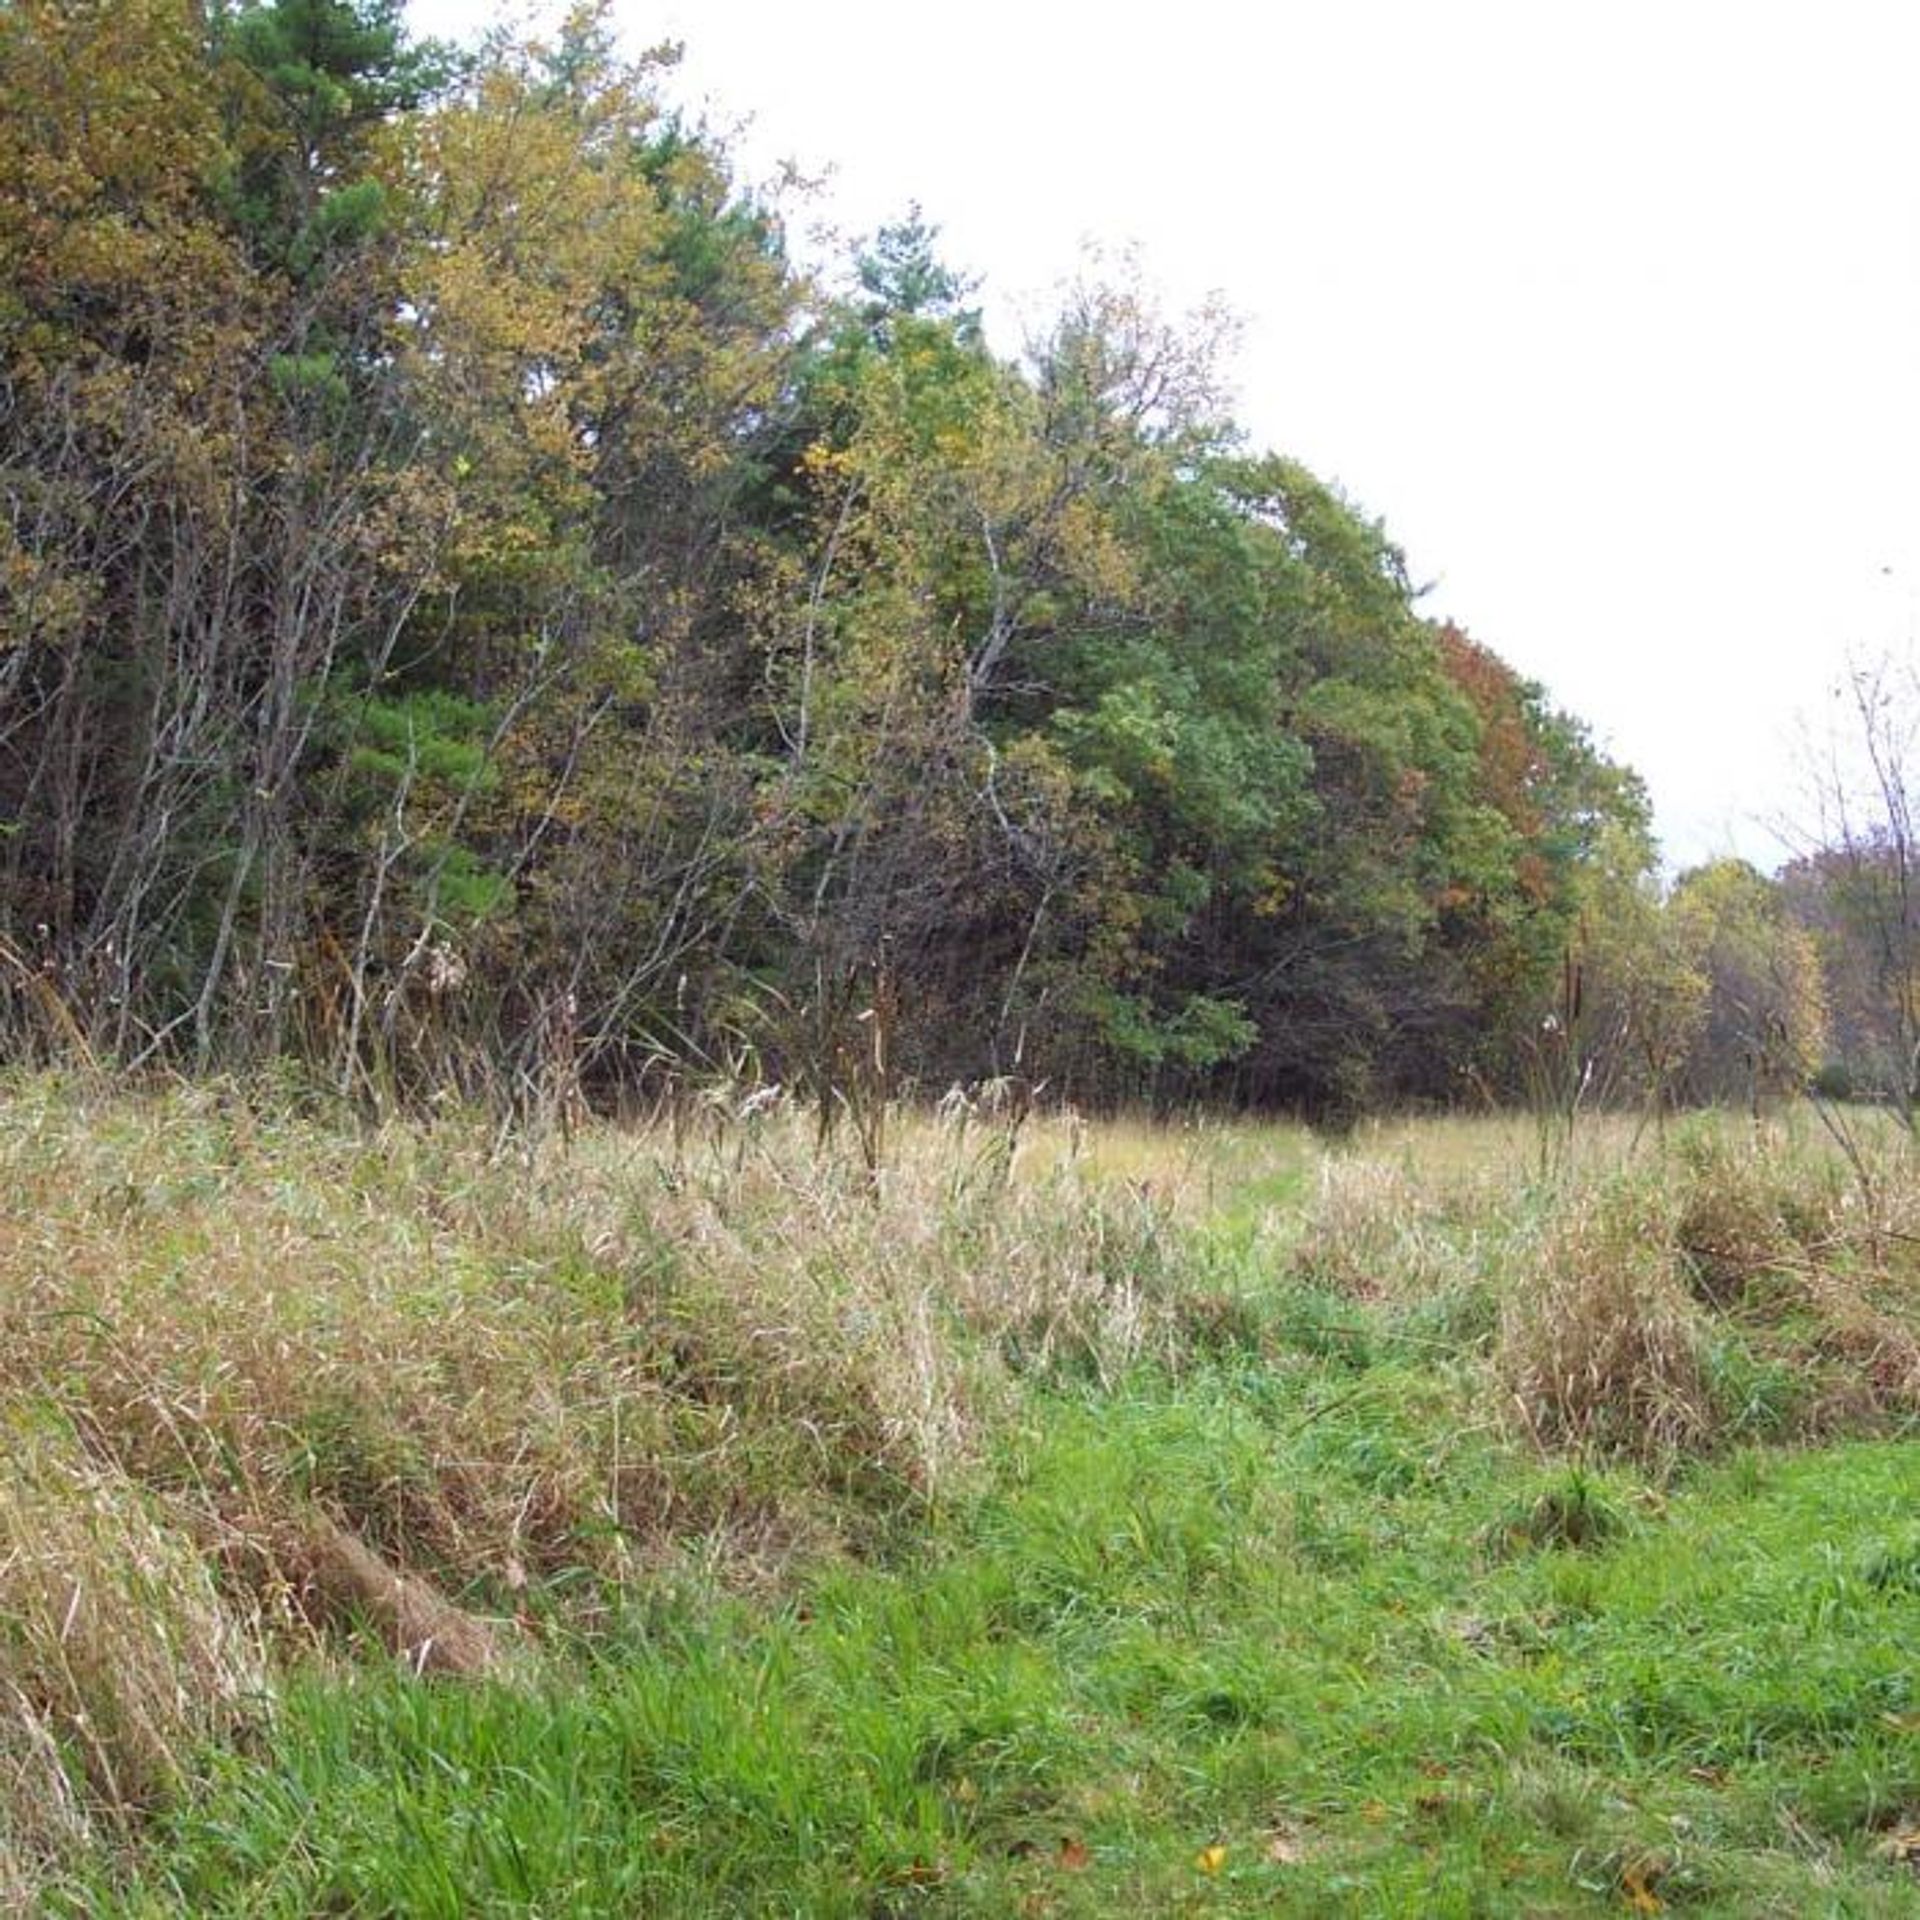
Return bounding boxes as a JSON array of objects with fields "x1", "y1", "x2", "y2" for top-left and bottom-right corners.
[{"x1": 3, "y1": 0, "x2": 1862, "y2": 1118}]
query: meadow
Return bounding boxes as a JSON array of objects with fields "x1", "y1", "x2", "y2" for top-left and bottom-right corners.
[{"x1": 2, "y1": 1077, "x2": 1917, "y2": 1915}]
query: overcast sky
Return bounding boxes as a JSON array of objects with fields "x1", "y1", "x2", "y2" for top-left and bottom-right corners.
[{"x1": 408, "y1": 0, "x2": 1920, "y2": 870}]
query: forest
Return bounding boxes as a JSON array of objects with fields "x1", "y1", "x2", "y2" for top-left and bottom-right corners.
[
  {"x1": 7, "y1": 0, "x2": 1873, "y2": 1124},
  {"x1": 9, "y1": 7, "x2": 1920, "y2": 1915}
]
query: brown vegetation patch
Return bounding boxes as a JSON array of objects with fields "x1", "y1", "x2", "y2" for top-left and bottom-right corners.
[
  {"x1": 1671, "y1": 1150, "x2": 1802, "y2": 1306},
  {"x1": 273, "y1": 1511, "x2": 510, "y2": 1678},
  {"x1": 1498, "y1": 1184, "x2": 1714, "y2": 1460},
  {"x1": 0, "y1": 1079, "x2": 1207, "y2": 1650},
  {"x1": 0, "y1": 1422, "x2": 266, "y2": 1892},
  {"x1": 1289, "y1": 1155, "x2": 1497, "y2": 1301},
  {"x1": 1486, "y1": 1126, "x2": 1920, "y2": 1459}
]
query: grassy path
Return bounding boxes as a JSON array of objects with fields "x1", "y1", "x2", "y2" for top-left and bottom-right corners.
[{"x1": 100, "y1": 1367, "x2": 1920, "y2": 1916}]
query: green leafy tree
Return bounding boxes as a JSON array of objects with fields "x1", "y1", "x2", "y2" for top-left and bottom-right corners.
[
  {"x1": 1671, "y1": 860, "x2": 1826, "y2": 1112},
  {"x1": 0, "y1": 4, "x2": 1649, "y2": 1116}
]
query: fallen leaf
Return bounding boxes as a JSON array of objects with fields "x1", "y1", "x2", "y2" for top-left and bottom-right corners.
[
  {"x1": 1621, "y1": 1862, "x2": 1663, "y2": 1913},
  {"x1": 1056, "y1": 1836, "x2": 1091, "y2": 1872},
  {"x1": 1194, "y1": 1844, "x2": 1228, "y2": 1875},
  {"x1": 885, "y1": 1857, "x2": 946, "y2": 1889},
  {"x1": 1875, "y1": 1826, "x2": 1920, "y2": 1867}
]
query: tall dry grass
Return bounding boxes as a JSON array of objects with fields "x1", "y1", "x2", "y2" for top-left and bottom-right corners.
[
  {"x1": 0, "y1": 1074, "x2": 1250, "y2": 1901},
  {"x1": 0, "y1": 1077, "x2": 1226, "y2": 1571},
  {"x1": 5, "y1": 1075, "x2": 1920, "y2": 1908},
  {"x1": 1279, "y1": 1105, "x2": 1920, "y2": 1460},
  {"x1": 1496, "y1": 1176, "x2": 1717, "y2": 1456},
  {"x1": 0, "y1": 1420, "x2": 266, "y2": 1909}
]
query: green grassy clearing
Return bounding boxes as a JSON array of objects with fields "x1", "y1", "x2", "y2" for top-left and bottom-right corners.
[
  {"x1": 92, "y1": 1392, "x2": 1920, "y2": 1916},
  {"x1": 3, "y1": 1082, "x2": 1918, "y2": 1915}
]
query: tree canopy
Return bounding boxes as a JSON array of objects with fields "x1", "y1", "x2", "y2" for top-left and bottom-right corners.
[{"x1": 0, "y1": 0, "x2": 1659, "y2": 1113}]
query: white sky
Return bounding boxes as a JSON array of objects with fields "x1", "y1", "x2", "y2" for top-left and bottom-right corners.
[{"x1": 408, "y1": 0, "x2": 1920, "y2": 871}]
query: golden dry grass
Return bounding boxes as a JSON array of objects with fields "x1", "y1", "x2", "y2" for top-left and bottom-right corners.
[
  {"x1": 1262, "y1": 1101, "x2": 1920, "y2": 1461},
  {"x1": 4, "y1": 1075, "x2": 1920, "y2": 1910},
  {"x1": 0, "y1": 1076, "x2": 1236, "y2": 1897},
  {"x1": 1496, "y1": 1178, "x2": 1717, "y2": 1456},
  {"x1": 0, "y1": 1420, "x2": 266, "y2": 1901},
  {"x1": 0, "y1": 1076, "x2": 1206, "y2": 1650}
]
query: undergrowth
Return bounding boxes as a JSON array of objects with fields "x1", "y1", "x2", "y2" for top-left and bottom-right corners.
[{"x1": 2, "y1": 1078, "x2": 1917, "y2": 1913}]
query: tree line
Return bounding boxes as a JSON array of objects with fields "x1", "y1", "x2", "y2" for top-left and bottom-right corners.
[{"x1": 0, "y1": 0, "x2": 1863, "y2": 1118}]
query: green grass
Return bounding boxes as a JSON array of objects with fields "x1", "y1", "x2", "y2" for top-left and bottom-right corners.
[
  {"x1": 82, "y1": 1369, "x2": 1920, "y2": 1916},
  {"x1": 8, "y1": 1082, "x2": 1920, "y2": 1915}
]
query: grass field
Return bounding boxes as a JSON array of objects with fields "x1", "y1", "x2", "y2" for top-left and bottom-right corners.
[{"x1": 2, "y1": 1078, "x2": 1917, "y2": 1914}]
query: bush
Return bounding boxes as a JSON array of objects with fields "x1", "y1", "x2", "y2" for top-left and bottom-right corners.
[{"x1": 1809, "y1": 1060, "x2": 1855, "y2": 1103}]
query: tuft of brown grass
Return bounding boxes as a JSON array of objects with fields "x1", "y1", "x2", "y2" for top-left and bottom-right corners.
[
  {"x1": 1671, "y1": 1160, "x2": 1800, "y2": 1306},
  {"x1": 0, "y1": 1073, "x2": 1245, "y2": 1903},
  {"x1": 0, "y1": 1077, "x2": 1214, "y2": 1639},
  {"x1": 1496, "y1": 1180, "x2": 1715, "y2": 1460},
  {"x1": 1289, "y1": 1153, "x2": 1505, "y2": 1301},
  {"x1": 0, "y1": 1417, "x2": 266, "y2": 1892},
  {"x1": 1271, "y1": 1107, "x2": 1920, "y2": 1461},
  {"x1": 1662, "y1": 1125, "x2": 1920, "y2": 1434},
  {"x1": 1487, "y1": 1122, "x2": 1920, "y2": 1460}
]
